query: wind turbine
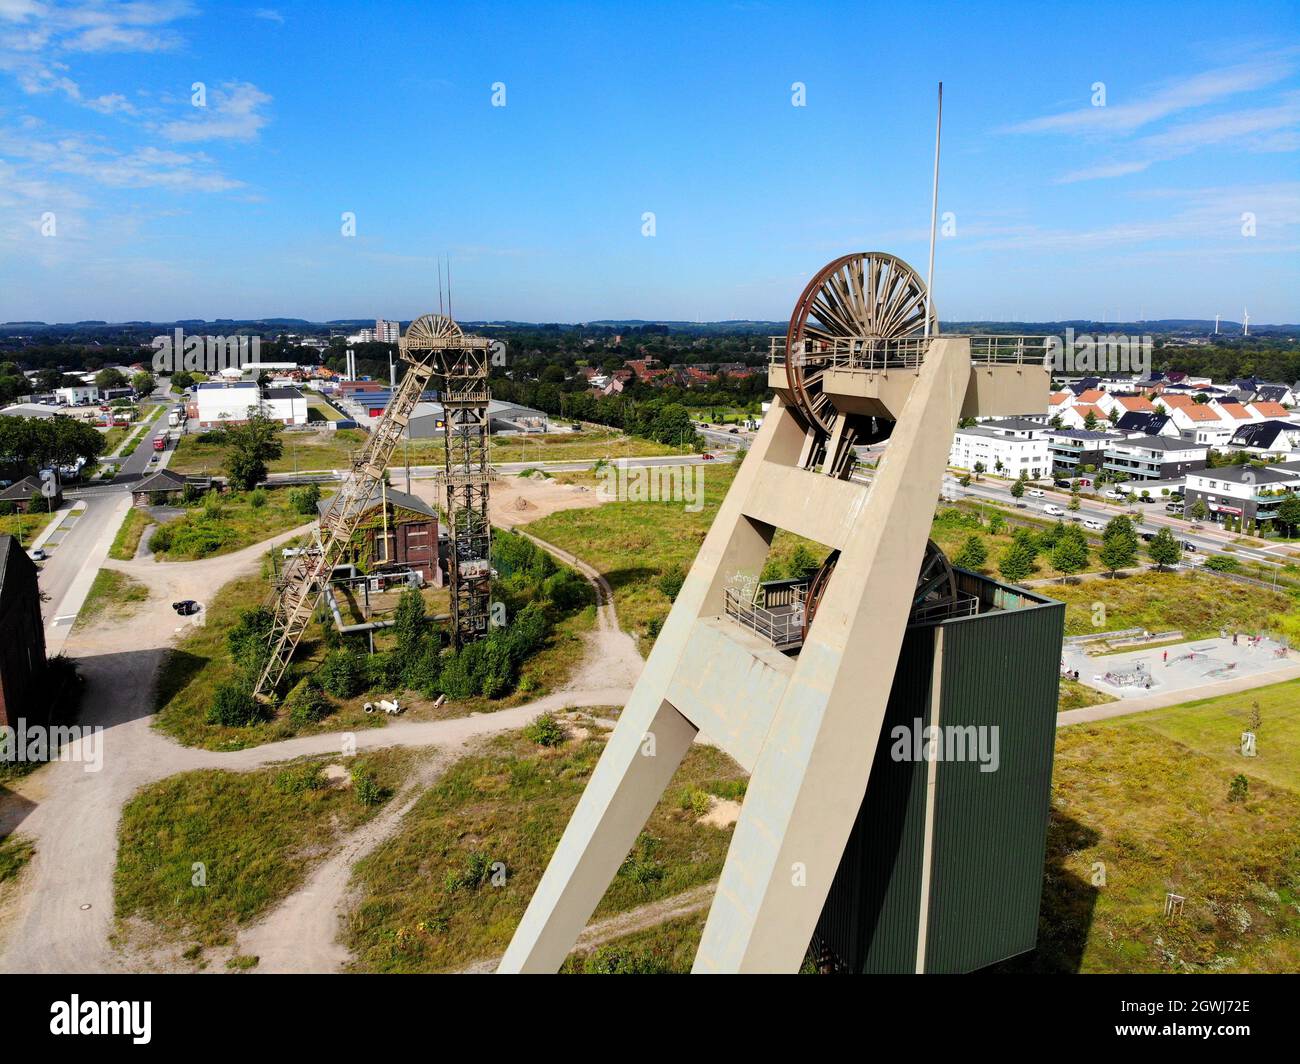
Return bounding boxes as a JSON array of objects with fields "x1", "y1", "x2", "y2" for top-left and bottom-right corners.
[
  {"x1": 1214, "y1": 314, "x2": 1219, "y2": 335},
  {"x1": 1243, "y1": 307, "x2": 1250, "y2": 337}
]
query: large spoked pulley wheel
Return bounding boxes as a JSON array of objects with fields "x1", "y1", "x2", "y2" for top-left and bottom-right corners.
[
  {"x1": 784, "y1": 252, "x2": 936, "y2": 437},
  {"x1": 801, "y1": 539, "x2": 958, "y2": 641}
]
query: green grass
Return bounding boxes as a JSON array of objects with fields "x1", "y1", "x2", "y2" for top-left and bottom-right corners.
[
  {"x1": 148, "y1": 487, "x2": 309, "y2": 561},
  {"x1": 561, "y1": 912, "x2": 706, "y2": 974},
  {"x1": 526, "y1": 464, "x2": 736, "y2": 639},
  {"x1": 74, "y1": 569, "x2": 149, "y2": 631},
  {"x1": 998, "y1": 704, "x2": 1300, "y2": 973},
  {"x1": 0, "y1": 834, "x2": 34, "y2": 884},
  {"x1": 343, "y1": 726, "x2": 746, "y2": 972},
  {"x1": 108, "y1": 507, "x2": 155, "y2": 561},
  {"x1": 168, "y1": 428, "x2": 369, "y2": 475},
  {"x1": 1058, "y1": 676, "x2": 1117, "y2": 713},
  {"x1": 114, "y1": 747, "x2": 421, "y2": 950},
  {"x1": 1046, "y1": 569, "x2": 1296, "y2": 640},
  {"x1": 0, "y1": 508, "x2": 56, "y2": 546}
]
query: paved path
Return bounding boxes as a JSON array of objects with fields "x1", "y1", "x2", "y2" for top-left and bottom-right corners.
[{"x1": 0, "y1": 512, "x2": 640, "y2": 973}]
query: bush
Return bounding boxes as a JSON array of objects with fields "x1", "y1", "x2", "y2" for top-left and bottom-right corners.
[
  {"x1": 543, "y1": 569, "x2": 590, "y2": 611},
  {"x1": 1204, "y1": 555, "x2": 1240, "y2": 573},
  {"x1": 524, "y1": 712, "x2": 567, "y2": 747},
  {"x1": 1228, "y1": 774, "x2": 1249, "y2": 803},
  {"x1": 248, "y1": 488, "x2": 267, "y2": 509},
  {"x1": 352, "y1": 770, "x2": 384, "y2": 806},
  {"x1": 207, "y1": 681, "x2": 267, "y2": 727},
  {"x1": 285, "y1": 678, "x2": 331, "y2": 727},
  {"x1": 364, "y1": 651, "x2": 402, "y2": 692},
  {"x1": 403, "y1": 645, "x2": 443, "y2": 696},
  {"x1": 275, "y1": 762, "x2": 325, "y2": 794},
  {"x1": 289, "y1": 483, "x2": 321, "y2": 516},
  {"x1": 657, "y1": 564, "x2": 686, "y2": 602},
  {"x1": 317, "y1": 650, "x2": 365, "y2": 698}
]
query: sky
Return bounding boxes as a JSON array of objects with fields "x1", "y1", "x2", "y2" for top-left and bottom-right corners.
[{"x1": 0, "y1": 0, "x2": 1298, "y2": 325}]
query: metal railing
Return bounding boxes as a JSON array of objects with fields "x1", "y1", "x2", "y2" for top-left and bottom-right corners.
[
  {"x1": 769, "y1": 334, "x2": 1052, "y2": 372},
  {"x1": 909, "y1": 590, "x2": 980, "y2": 626},
  {"x1": 724, "y1": 584, "x2": 806, "y2": 650}
]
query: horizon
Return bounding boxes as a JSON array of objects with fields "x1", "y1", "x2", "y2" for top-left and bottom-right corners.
[{"x1": 1, "y1": 1, "x2": 1298, "y2": 323}]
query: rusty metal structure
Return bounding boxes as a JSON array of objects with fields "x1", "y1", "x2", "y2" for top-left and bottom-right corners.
[
  {"x1": 402, "y1": 314, "x2": 494, "y2": 646},
  {"x1": 252, "y1": 312, "x2": 491, "y2": 699}
]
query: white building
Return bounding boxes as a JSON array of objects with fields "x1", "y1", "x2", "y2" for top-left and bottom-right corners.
[
  {"x1": 375, "y1": 319, "x2": 401, "y2": 344},
  {"x1": 189, "y1": 382, "x2": 307, "y2": 428},
  {"x1": 54, "y1": 385, "x2": 99, "y2": 405},
  {"x1": 949, "y1": 423, "x2": 1049, "y2": 479}
]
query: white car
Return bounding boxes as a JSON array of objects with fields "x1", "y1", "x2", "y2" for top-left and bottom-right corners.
[
  {"x1": 1103, "y1": 489, "x2": 1125, "y2": 500},
  {"x1": 1043, "y1": 503, "x2": 1066, "y2": 517},
  {"x1": 1082, "y1": 518, "x2": 1104, "y2": 531},
  {"x1": 1026, "y1": 488, "x2": 1045, "y2": 498}
]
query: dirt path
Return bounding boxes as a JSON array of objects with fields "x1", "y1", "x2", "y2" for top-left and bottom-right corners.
[
  {"x1": 456, "y1": 881, "x2": 717, "y2": 973},
  {"x1": 0, "y1": 515, "x2": 640, "y2": 975}
]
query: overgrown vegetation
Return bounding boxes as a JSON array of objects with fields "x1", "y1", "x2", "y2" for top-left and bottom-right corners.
[{"x1": 148, "y1": 486, "x2": 308, "y2": 560}]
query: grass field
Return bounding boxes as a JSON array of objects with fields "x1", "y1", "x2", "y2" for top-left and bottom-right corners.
[
  {"x1": 168, "y1": 428, "x2": 368, "y2": 475},
  {"x1": 1046, "y1": 569, "x2": 1296, "y2": 640},
  {"x1": 74, "y1": 569, "x2": 149, "y2": 631},
  {"x1": 343, "y1": 723, "x2": 746, "y2": 972},
  {"x1": 561, "y1": 911, "x2": 707, "y2": 973},
  {"x1": 108, "y1": 507, "x2": 155, "y2": 561},
  {"x1": 526, "y1": 463, "x2": 736, "y2": 639},
  {"x1": 1058, "y1": 676, "x2": 1117, "y2": 713},
  {"x1": 0, "y1": 834, "x2": 34, "y2": 885},
  {"x1": 147, "y1": 487, "x2": 309, "y2": 561},
  {"x1": 998, "y1": 686, "x2": 1300, "y2": 973},
  {"x1": 0, "y1": 508, "x2": 56, "y2": 546},
  {"x1": 114, "y1": 747, "x2": 423, "y2": 956}
]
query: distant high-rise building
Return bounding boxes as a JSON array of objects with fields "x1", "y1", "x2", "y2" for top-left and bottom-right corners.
[{"x1": 375, "y1": 319, "x2": 400, "y2": 344}]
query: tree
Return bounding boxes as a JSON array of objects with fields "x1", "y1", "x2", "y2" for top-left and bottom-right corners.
[
  {"x1": 1099, "y1": 534, "x2": 1136, "y2": 576},
  {"x1": 1010, "y1": 478, "x2": 1025, "y2": 500},
  {"x1": 94, "y1": 367, "x2": 127, "y2": 391},
  {"x1": 787, "y1": 544, "x2": 820, "y2": 582},
  {"x1": 131, "y1": 370, "x2": 155, "y2": 395},
  {"x1": 1083, "y1": 410, "x2": 1098, "y2": 431},
  {"x1": 1276, "y1": 494, "x2": 1300, "y2": 537},
  {"x1": 1068, "y1": 490, "x2": 1081, "y2": 512},
  {"x1": 222, "y1": 413, "x2": 284, "y2": 491},
  {"x1": 1190, "y1": 497, "x2": 1208, "y2": 522},
  {"x1": 393, "y1": 587, "x2": 427, "y2": 660},
  {"x1": 972, "y1": 461, "x2": 985, "y2": 481},
  {"x1": 1051, "y1": 532, "x2": 1088, "y2": 581},
  {"x1": 1147, "y1": 527, "x2": 1182, "y2": 570},
  {"x1": 997, "y1": 534, "x2": 1038, "y2": 584},
  {"x1": 953, "y1": 534, "x2": 988, "y2": 571}
]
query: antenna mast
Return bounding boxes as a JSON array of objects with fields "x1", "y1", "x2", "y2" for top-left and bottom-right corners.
[{"x1": 924, "y1": 82, "x2": 943, "y2": 339}]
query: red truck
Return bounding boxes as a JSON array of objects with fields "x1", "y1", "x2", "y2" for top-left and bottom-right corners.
[{"x1": 153, "y1": 435, "x2": 166, "y2": 452}]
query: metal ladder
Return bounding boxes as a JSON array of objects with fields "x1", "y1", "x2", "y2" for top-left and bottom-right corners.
[{"x1": 252, "y1": 357, "x2": 435, "y2": 698}]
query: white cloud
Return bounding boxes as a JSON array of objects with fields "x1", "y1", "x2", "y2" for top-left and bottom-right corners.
[
  {"x1": 254, "y1": 8, "x2": 284, "y2": 23},
  {"x1": 160, "y1": 81, "x2": 272, "y2": 142}
]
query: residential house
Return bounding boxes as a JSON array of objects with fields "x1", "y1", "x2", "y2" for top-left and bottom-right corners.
[
  {"x1": 1113, "y1": 411, "x2": 1178, "y2": 438},
  {"x1": 0, "y1": 475, "x2": 61, "y2": 514},
  {"x1": 1043, "y1": 428, "x2": 1115, "y2": 476},
  {"x1": 318, "y1": 486, "x2": 442, "y2": 585},
  {"x1": 949, "y1": 423, "x2": 1049, "y2": 479},
  {"x1": 1224, "y1": 420, "x2": 1300, "y2": 457},
  {"x1": 1103, "y1": 435, "x2": 1208, "y2": 483},
  {"x1": 1183, "y1": 464, "x2": 1300, "y2": 527}
]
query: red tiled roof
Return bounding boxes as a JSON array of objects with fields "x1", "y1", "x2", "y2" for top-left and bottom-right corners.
[{"x1": 1251, "y1": 401, "x2": 1290, "y2": 418}]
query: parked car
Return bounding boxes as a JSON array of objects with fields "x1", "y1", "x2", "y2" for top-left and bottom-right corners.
[
  {"x1": 1043, "y1": 503, "x2": 1066, "y2": 517},
  {"x1": 172, "y1": 600, "x2": 201, "y2": 615},
  {"x1": 1103, "y1": 489, "x2": 1125, "y2": 500},
  {"x1": 1165, "y1": 502, "x2": 1184, "y2": 513},
  {"x1": 1053, "y1": 479, "x2": 1072, "y2": 489},
  {"x1": 28, "y1": 548, "x2": 47, "y2": 561},
  {"x1": 1026, "y1": 488, "x2": 1045, "y2": 498}
]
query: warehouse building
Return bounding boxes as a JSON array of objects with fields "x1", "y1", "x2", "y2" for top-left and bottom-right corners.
[
  {"x1": 406, "y1": 398, "x2": 548, "y2": 437},
  {"x1": 187, "y1": 382, "x2": 308, "y2": 428}
]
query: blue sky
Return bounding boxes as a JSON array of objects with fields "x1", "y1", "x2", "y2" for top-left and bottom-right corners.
[{"x1": 1, "y1": 0, "x2": 1298, "y2": 324}]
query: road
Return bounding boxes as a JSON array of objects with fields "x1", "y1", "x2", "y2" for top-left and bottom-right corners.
[{"x1": 37, "y1": 392, "x2": 173, "y2": 636}]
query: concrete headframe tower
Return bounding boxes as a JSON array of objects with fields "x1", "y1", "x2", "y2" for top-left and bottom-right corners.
[{"x1": 499, "y1": 252, "x2": 1049, "y2": 973}]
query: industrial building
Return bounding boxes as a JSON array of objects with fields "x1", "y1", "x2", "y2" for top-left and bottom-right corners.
[
  {"x1": 406, "y1": 398, "x2": 548, "y2": 437},
  {"x1": 187, "y1": 381, "x2": 308, "y2": 428},
  {"x1": 0, "y1": 535, "x2": 48, "y2": 731},
  {"x1": 315, "y1": 486, "x2": 442, "y2": 585},
  {"x1": 811, "y1": 571, "x2": 1063, "y2": 972}
]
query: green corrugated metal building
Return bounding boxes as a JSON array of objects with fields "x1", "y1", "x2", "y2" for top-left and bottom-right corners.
[{"x1": 812, "y1": 569, "x2": 1064, "y2": 973}]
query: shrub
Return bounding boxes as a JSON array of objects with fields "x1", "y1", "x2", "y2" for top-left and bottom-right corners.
[
  {"x1": 285, "y1": 679, "x2": 331, "y2": 727},
  {"x1": 657, "y1": 564, "x2": 686, "y2": 602},
  {"x1": 678, "y1": 786, "x2": 712, "y2": 817},
  {"x1": 248, "y1": 488, "x2": 267, "y2": 509},
  {"x1": 207, "y1": 681, "x2": 266, "y2": 727},
  {"x1": 274, "y1": 762, "x2": 325, "y2": 794},
  {"x1": 403, "y1": 645, "x2": 443, "y2": 696},
  {"x1": 1204, "y1": 555, "x2": 1240, "y2": 573},
  {"x1": 364, "y1": 651, "x2": 402, "y2": 692},
  {"x1": 318, "y1": 650, "x2": 365, "y2": 698},
  {"x1": 444, "y1": 852, "x2": 494, "y2": 892},
  {"x1": 289, "y1": 483, "x2": 321, "y2": 515},
  {"x1": 524, "y1": 712, "x2": 567, "y2": 747},
  {"x1": 952, "y1": 534, "x2": 988, "y2": 570},
  {"x1": 227, "y1": 607, "x2": 274, "y2": 680},
  {"x1": 352, "y1": 770, "x2": 384, "y2": 806},
  {"x1": 543, "y1": 569, "x2": 590, "y2": 611},
  {"x1": 1228, "y1": 774, "x2": 1249, "y2": 803}
]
